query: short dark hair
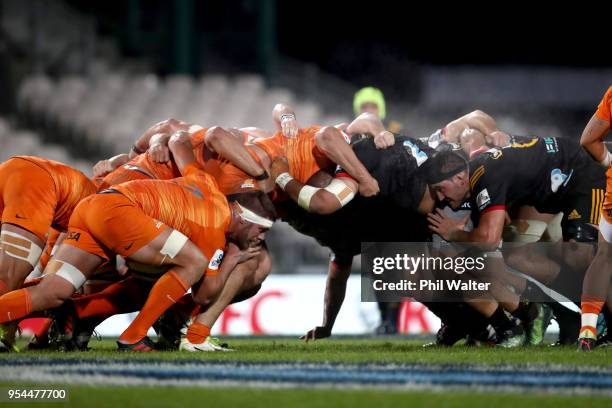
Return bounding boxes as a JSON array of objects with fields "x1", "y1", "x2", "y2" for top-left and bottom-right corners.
[
  {"x1": 424, "y1": 150, "x2": 469, "y2": 185},
  {"x1": 226, "y1": 191, "x2": 277, "y2": 222}
]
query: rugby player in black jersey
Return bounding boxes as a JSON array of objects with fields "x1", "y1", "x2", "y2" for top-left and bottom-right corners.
[
  {"x1": 269, "y1": 113, "x2": 437, "y2": 340},
  {"x1": 425, "y1": 136, "x2": 606, "y2": 345}
]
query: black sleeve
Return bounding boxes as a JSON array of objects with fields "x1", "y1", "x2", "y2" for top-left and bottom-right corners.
[{"x1": 470, "y1": 164, "x2": 509, "y2": 216}]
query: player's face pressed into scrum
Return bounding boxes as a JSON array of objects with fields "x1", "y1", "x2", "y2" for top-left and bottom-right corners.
[
  {"x1": 430, "y1": 172, "x2": 469, "y2": 210},
  {"x1": 235, "y1": 221, "x2": 268, "y2": 250}
]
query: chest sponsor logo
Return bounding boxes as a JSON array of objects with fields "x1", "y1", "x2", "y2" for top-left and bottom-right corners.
[
  {"x1": 490, "y1": 149, "x2": 503, "y2": 159},
  {"x1": 476, "y1": 188, "x2": 491, "y2": 211},
  {"x1": 241, "y1": 179, "x2": 256, "y2": 189},
  {"x1": 208, "y1": 249, "x2": 225, "y2": 270},
  {"x1": 403, "y1": 140, "x2": 429, "y2": 166},
  {"x1": 550, "y1": 168, "x2": 570, "y2": 193},
  {"x1": 544, "y1": 137, "x2": 559, "y2": 154}
]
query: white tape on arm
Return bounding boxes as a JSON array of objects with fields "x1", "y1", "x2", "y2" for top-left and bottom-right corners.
[
  {"x1": 0, "y1": 231, "x2": 43, "y2": 267},
  {"x1": 275, "y1": 172, "x2": 294, "y2": 190},
  {"x1": 298, "y1": 185, "x2": 318, "y2": 210},
  {"x1": 324, "y1": 178, "x2": 356, "y2": 207}
]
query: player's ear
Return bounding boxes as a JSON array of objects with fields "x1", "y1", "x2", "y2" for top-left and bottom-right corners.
[{"x1": 454, "y1": 170, "x2": 468, "y2": 184}]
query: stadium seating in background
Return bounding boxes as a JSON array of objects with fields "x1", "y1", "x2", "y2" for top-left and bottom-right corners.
[
  {"x1": 0, "y1": 116, "x2": 93, "y2": 176},
  {"x1": 16, "y1": 72, "x2": 345, "y2": 159}
]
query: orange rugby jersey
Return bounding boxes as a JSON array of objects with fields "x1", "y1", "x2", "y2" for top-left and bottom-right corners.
[
  {"x1": 14, "y1": 156, "x2": 96, "y2": 231},
  {"x1": 251, "y1": 126, "x2": 336, "y2": 184},
  {"x1": 596, "y1": 86, "x2": 612, "y2": 123},
  {"x1": 198, "y1": 129, "x2": 264, "y2": 194},
  {"x1": 99, "y1": 128, "x2": 209, "y2": 191},
  {"x1": 112, "y1": 163, "x2": 230, "y2": 262}
]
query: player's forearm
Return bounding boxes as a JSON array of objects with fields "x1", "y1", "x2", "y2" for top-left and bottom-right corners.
[
  {"x1": 580, "y1": 116, "x2": 611, "y2": 163},
  {"x1": 206, "y1": 127, "x2": 268, "y2": 178},
  {"x1": 445, "y1": 110, "x2": 498, "y2": 141},
  {"x1": 109, "y1": 154, "x2": 129, "y2": 168},
  {"x1": 131, "y1": 119, "x2": 177, "y2": 155},
  {"x1": 317, "y1": 131, "x2": 371, "y2": 182},
  {"x1": 197, "y1": 265, "x2": 246, "y2": 326},
  {"x1": 168, "y1": 132, "x2": 196, "y2": 173},
  {"x1": 149, "y1": 133, "x2": 172, "y2": 148},
  {"x1": 277, "y1": 176, "x2": 343, "y2": 215},
  {"x1": 321, "y1": 273, "x2": 349, "y2": 330},
  {"x1": 346, "y1": 113, "x2": 385, "y2": 137}
]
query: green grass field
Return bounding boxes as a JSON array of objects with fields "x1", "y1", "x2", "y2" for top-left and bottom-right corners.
[
  {"x1": 2, "y1": 337, "x2": 611, "y2": 366},
  {"x1": 1, "y1": 338, "x2": 611, "y2": 408},
  {"x1": 0, "y1": 385, "x2": 610, "y2": 408}
]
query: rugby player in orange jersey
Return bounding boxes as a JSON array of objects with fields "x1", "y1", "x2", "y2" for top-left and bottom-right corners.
[
  {"x1": 93, "y1": 116, "x2": 272, "y2": 190},
  {"x1": 577, "y1": 85, "x2": 612, "y2": 351},
  {"x1": 47, "y1": 120, "x2": 275, "y2": 352},
  {"x1": 0, "y1": 157, "x2": 96, "y2": 296},
  {"x1": 0, "y1": 132, "x2": 276, "y2": 352}
]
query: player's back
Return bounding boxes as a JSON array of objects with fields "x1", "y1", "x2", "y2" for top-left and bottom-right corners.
[
  {"x1": 470, "y1": 137, "x2": 587, "y2": 208},
  {"x1": 252, "y1": 125, "x2": 332, "y2": 184},
  {"x1": 11, "y1": 156, "x2": 97, "y2": 229},
  {"x1": 113, "y1": 164, "x2": 230, "y2": 237}
]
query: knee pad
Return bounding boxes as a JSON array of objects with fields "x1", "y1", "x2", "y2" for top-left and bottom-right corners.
[
  {"x1": 0, "y1": 231, "x2": 43, "y2": 267},
  {"x1": 563, "y1": 222, "x2": 599, "y2": 243}
]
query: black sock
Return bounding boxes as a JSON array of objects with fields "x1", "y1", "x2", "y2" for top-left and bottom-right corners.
[
  {"x1": 511, "y1": 301, "x2": 538, "y2": 323},
  {"x1": 489, "y1": 306, "x2": 515, "y2": 333}
]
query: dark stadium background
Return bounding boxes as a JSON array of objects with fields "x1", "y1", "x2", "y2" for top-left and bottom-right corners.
[{"x1": 0, "y1": 0, "x2": 610, "y2": 276}]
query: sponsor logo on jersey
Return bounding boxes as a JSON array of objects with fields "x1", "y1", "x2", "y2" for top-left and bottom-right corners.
[
  {"x1": 241, "y1": 179, "x2": 256, "y2": 189},
  {"x1": 403, "y1": 140, "x2": 429, "y2": 166},
  {"x1": 544, "y1": 137, "x2": 559, "y2": 154},
  {"x1": 476, "y1": 188, "x2": 491, "y2": 210},
  {"x1": 208, "y1": 249, "x2": 225, "y2": 270},
  {"x1": 567, "y1": 209, "x2": 581, "y2": 220},
  {"x1": 510, "y1": 138, "x2": 539, "y2": 149},
  {"x1": 550, "y1": 168, "x2": 569, "y2": 192},
  {"x1": 66, "y1": 232, "x2": 81, "y2": 241},
  {"x1": 490, "y1": 149, "x2": 503, "y2": 159}
]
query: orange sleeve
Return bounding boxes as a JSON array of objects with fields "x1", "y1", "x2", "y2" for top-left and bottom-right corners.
[
  {"x1": 190, "y1": 128, "x2": 208, "y2": 147},
  {"x1": 182, "y1": 162, "x2": 206, "y2": 177},
  {"x1": 201, "y1": 230, "x2": 227, "y2": 276},
  {"x1": 595, "y1": 86, "x2": 612, "y2": 122}
]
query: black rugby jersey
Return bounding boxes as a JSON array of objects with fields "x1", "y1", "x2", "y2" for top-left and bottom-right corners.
[
  {"x1": 468, "y1": 136, "x2": 591, "y2": 222},
  {"x1": 337, "y1": 135, "x2": 434, "y2": 211}
]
